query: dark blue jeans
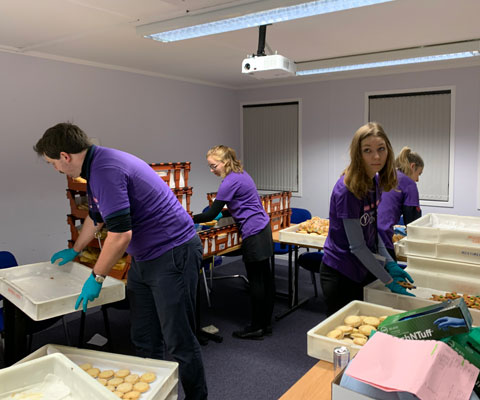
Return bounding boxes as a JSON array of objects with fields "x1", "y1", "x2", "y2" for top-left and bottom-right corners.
[{"x1": 128, "y1": 235, "x2": 208, "y2": 400}]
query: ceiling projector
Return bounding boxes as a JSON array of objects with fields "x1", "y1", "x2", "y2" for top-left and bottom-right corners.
[{"x1": 241, "y1": 54, "x2": 296, "y2": 79}]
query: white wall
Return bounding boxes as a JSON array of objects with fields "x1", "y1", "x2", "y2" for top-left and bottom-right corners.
[
  {"x1": 236, "y1": 66, "x2": 480, "y2": 220},
  {"x1": 0, "y1": 51, "x2": 239, "y2": 265},
  {"x1": 2, "y1": 51, "x2": 479, "y2": 265}
]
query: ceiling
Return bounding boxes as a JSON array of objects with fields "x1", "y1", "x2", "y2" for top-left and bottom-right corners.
[{"x1": 2, "y1": 0, "x2": 480, "y2": 89}]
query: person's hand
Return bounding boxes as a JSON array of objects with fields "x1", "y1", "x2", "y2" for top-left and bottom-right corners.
[
  {"x1": 386, "y1": 281, "x2": 415, "y2": 297},
  {"x1": 385, "y1": 261, "x2": 414, "y2": 284},
  {"x1": 214, "y1": 212, "x2": 223, "y2": 221},
  {"x1": 51, "y1": 248, "x2": 80, "y2": 266},
  {"x1": 433, "y1": 317, "x2": 466, "y2": 330},
  {"x1": 75, "y1": 274, "x2": 102, "y2": 313}
]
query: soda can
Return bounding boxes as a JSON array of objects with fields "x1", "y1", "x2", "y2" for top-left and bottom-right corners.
[{"x1": 333, "y1": 346, "x2": 350, "y2": 378}]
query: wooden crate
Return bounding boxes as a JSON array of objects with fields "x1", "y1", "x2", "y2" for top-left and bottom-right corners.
[
  {"x1": 66, "y1": 176, "x2": 87, "y2": 191},
  {"x1": 68, "y1": 241, "x2": 130, "y2": 280},
  {"x1": 149, "y1": 162, "x2": 191, "y2": 189},
  {"x1": 66, "y1": 190, "x2": 89, "y2": 219},
  {"x1": 198, "y1": 224, "x2": 241, "y2": 257},
  {"x1": 172, "y1": 187, "x2": 193, "y2": 213}
]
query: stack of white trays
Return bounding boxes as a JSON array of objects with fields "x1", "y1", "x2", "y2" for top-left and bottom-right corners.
[{"x1": 365, "y1": 213, "x2": 480, "y2": 325}]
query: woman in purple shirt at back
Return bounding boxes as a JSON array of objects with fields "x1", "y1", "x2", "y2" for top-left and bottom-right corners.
[
  {"x1": 320, "y1": 123, "x2": 415, "y2": 315},
  {"x1": 194, "y1": 145, "x2": 274, "y2": 340},
  {"x1": 378, "y1": 147, "x2": 424, "y2": 260}
]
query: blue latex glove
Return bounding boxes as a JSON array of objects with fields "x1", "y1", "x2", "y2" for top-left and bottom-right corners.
[
  {"x1": 386, "y1": 281, "x2": 416, "y2": 297},
  {"x1": 385, "y1": 261, "x2": 414, "y2": 284},
  {"x1": 434, "y1": 317, "x2": 466, "y2": 330},
  {"x1": 75, "y1": 274, "x2": 102, "y2": 313},
  {"x1": 214, "y1": 212, "x2": 223, "y2": 221},
  {"x1": 394, "y1": 226, "x2": 407, "y2": 236},
  {"x1": 51, "y1": 248, "x2": 80, "y2": 266}
]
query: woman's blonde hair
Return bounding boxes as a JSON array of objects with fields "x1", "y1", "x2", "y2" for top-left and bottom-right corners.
[
  {"x1": 396, "y1": 146, "x2": 424, "y2": 177},
  {"x1": 344, "y1": 122, "x2": 397, "y2": 199},
  {"x1": 206, "y1": 145, "x2": 243, "y2": 177}
]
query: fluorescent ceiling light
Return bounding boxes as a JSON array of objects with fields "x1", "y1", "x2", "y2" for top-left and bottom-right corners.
[
  {"x1": 297, "y1": 51, "x2": 480, "y2": 75},
  {"x1": 296, "y1": 40, "x2": 480, "y2": 76},
  {"x1": 139, "y1": 0, "x2": 393, "y2": 43}
]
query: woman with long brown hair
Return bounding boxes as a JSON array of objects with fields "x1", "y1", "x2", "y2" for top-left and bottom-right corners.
[{"x1": 320, "y1": 122, "x2": 415, "y2": 315}]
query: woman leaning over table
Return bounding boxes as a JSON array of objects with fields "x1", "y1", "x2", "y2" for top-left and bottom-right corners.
[
  {"x1": 193, "y1": 145, "x2": 274, "y2": 340},
  {"x1": 378, "y1": 146, "x2": 424, "y2": 260},
  {"x1": 320, "y1": 122, "x2": 415, "y2": 316}
]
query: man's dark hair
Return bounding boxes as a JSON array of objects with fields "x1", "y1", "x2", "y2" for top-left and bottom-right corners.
[{"x1": 34, "y1": 122, "x2": 92, "y2": 159}]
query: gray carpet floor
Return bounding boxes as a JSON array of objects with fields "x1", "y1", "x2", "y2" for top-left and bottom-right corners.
[{"x1": 1, "y1": 257, "x2": 329, "y2": 400}]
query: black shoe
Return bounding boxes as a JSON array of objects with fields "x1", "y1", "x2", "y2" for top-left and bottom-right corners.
[
  {"x1": 232, "y1": 326, "x2": 264, "y2": 340},
  {"x1": 262, "y1": 325, "x2": 273, "y2": 336}
]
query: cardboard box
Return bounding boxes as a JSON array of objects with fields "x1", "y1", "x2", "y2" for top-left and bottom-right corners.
[
  {"x1": 0, "y1": 353, "x2": 120, "y2": 399},
  {"x1": 378, "y1": 298, "x2": 472, "y2": 340},
  {"x1": 443, "y1": 328, "x2": 480, "y2": 395},
  {"x1": 0, "y1": 261, "x2": 125, "y2": 321},
  {"x1": 364, "y1": 255, "x2": 480, "y2": 326},
  {"x1": 331, "y1": 368, "x2": 373, "y2": 400},
  {"x1": 307, "y1": 300, "x2": 404, "y2": 362},
  {"x1": 18, "y1": 344, "x2": 179, "y2": 400}
]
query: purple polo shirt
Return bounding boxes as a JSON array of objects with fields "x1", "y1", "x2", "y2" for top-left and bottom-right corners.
[
  {"x1": 322, "y1": 175, "x2": 381, "y2": 283},
  {"x1": 378, "y1": 169, "x2": 420, "y2": 250},
  {"x1": 215, "y1": 171, "x2": 270, "y2": 239},
  {"x1": 87, "y1": 146, "x2": 196, "y2": 261}
]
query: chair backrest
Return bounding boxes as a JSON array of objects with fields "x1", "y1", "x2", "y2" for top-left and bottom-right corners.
[
  {"x1": 0, "y1": 251, "x2": 17, "y2": 269},
  {"x1": 0, "y1": 251, "x2": 18, "y2": 332},
  {"x1": 290, "y1": 208, "x2": 312, "y2": 224}
]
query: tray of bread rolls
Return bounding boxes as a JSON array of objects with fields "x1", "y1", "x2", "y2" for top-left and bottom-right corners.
[
  {"x1": 364, "y1": 254, "x2": 480, "y2": 326},
  {"x1": 278, "y1": 217, "x2": 329, "y2": 248},
  {"x1": 0, "y1": 262, "x2": 125, "y2": 321},
  {"x1": 1, "y1": 353, "x2": 122, "y2": 399},
  {"x1": 17, "y1": 344, "x2": 179, "y2": 400},
  {"x1": 307, "y1": 301, "x2": 404, "y2": 363}
]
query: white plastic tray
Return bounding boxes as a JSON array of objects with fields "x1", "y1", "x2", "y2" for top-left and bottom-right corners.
[
  {"x1": 307, "y1": 301, "x2": 404, "y2": 363},
  {"x1": 364, "y1": 256, "x2": 480, "y2": 325},
  {"x1": 0, "y1": 262, "x2": 125, "y2": 321},
  {"x1": 394, "y1": 237, "x2": 407, "y2": 257},
  {"x1": 18, "y1": 344, "x2": 179, "y2": 400},
  {"x1": 0, "y1": 353, "x2": 119, "y2": 399},
  {"x1": 402, "y1": 237, "x2": 480, "y2": 265},
  {"x1": 407, "y1": 213, "x2": 480, "y2": 246},
  {"x1": 278, "y1": 224, "x2": 326, "y2": 248}
]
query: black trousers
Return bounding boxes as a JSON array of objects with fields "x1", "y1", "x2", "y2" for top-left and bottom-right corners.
[
  {"x1": 320, "y1": 261, "x2": 376, "y2": 316},
  {"x1": 244, "y1": 258, "x2": 275, "y2": 330},
  {"x1": 128, "y1": 236, "x2": 208, "y2": 400}
]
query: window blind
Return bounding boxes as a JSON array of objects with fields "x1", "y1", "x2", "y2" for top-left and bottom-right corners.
[
  {"x1": 369, "y1": 91, "x2": 451, "y2": 202},
  {"x1": 242, "y1": 102, "x2": 299, "y2": 192}
]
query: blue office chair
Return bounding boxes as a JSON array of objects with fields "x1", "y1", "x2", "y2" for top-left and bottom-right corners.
[
  {"x1": 0, "y1": 251, "x2": 18, "y2": 334},
  {"x1": 297, "y1": 251, "x2": 324, "y2": 297},
  {"x1": 273, "y1": 207, "x2": 312, "y2": 255}
]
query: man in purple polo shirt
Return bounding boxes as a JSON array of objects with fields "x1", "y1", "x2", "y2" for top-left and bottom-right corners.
[{"x1": 34, "y1": 122, "x2": 208, "y2": 400}]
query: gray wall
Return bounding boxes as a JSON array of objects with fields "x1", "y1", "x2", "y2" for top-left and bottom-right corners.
[
  {"x1": 2, "y1": 50, "x2": 480, "y2": 265},
  {"x1": 0, "y1": 51, "x2": 239, "y2": 264},
  {"x1": 237, "y1": 66, "x2": 480, "y2": 220}
]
